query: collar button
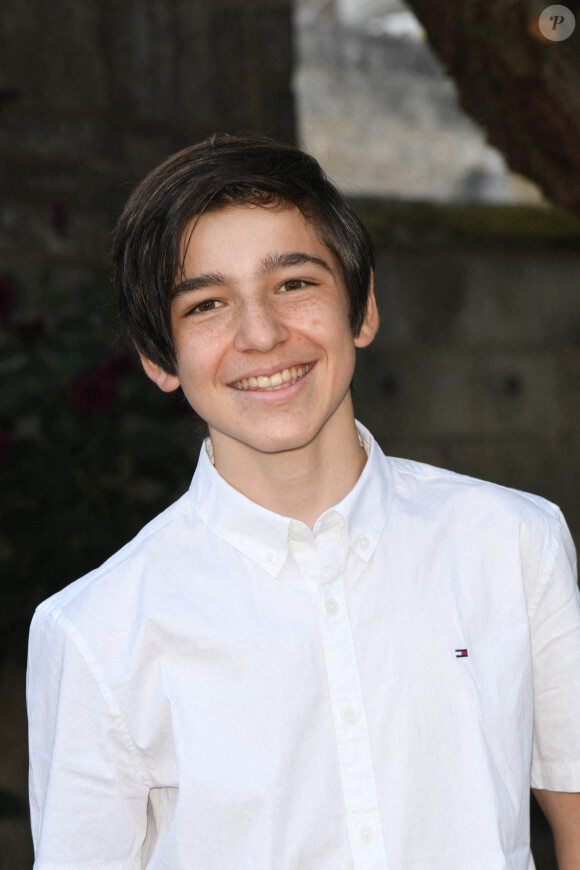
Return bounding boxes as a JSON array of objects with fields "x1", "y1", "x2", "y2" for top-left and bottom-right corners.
[{"x1": 358, "y1": 534, "x2": 370, "y2": 550}]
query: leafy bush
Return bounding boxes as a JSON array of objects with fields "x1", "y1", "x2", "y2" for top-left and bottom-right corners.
[{"x1": 0, "y1": 269, "x2": 202, "y2": 660}]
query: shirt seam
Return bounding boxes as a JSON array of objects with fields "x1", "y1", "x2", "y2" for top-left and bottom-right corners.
[
  {"x1": 391, "y1": 459, "x2": 560, "y2": 521},
  {"x1": 44, "y1": 608, "x2": 151, "y2": 790},
  {"x1": 526, "y1": 509, "x2": 564, "y2": 622}
]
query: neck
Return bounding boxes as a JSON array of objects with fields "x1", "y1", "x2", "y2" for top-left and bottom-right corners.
[{"x1": 209, "y1": 403, "x2": 367, "y2": 528}]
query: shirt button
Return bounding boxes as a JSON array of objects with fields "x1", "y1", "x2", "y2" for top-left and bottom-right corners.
[
  {"x1": 325, "y1": 598, "x2": 339, "y2": 616},
  {"x1": 265, "y1": 552, "x2": 278, "y2": 566},
  {"x1": 358, "y1": 824, "x2": 375, "y2": 844},
  {"x1": 358, "y1": 534, "x2": 370, "y2": 550},
  {"x1": 341, "y1": 705, "x2": 359, "y2": 725}
]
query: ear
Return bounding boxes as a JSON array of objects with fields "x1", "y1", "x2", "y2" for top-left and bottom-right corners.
[
  {"x1": 354, "y1": 271, "x2": 379, "y2": 349},
  {"x1": 139, "y1": 354, "x2": 181, "y2": 393}
]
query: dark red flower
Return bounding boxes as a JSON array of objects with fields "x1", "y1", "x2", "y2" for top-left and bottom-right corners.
[
  {"x1": 16, "y1": 314, "x2": 47, "y2": 346},
  {"x1": 0, "y1": 273, "x2": 16, "y2": 323},
  {"x1": 51, "y1": 197, "x2": 67, "y2": 237},
  {"x1": 71, "y1": 371, "x2": 116, "y2": 416},
  {"x1": 101, "y1": 353, "x2": 135, "y2": 379},
  {"x1": 0, "y1": 429, "x2": 13, "y2": 463}
]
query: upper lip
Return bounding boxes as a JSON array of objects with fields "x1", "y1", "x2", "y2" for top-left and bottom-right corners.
[{"x1": 227, "y1": 361, "x2": 313, "y2": 383}]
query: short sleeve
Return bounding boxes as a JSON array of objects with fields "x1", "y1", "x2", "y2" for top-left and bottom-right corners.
[
  {"x1": 27, "y1": 607, "x2": 150, "y2": 869},
  {"x1": 530, "y1": 513, "x2": 580, "y2": 791}
]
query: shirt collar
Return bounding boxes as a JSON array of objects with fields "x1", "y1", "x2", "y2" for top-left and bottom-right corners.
[{"x1": 188, "y1": 421, "x2": 392, "y2": 577}]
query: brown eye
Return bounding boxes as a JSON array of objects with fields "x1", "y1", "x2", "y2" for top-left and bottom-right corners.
[
  {"x1": 192, "y1": 299, "x2": 223, "y2": 314},
  {"x1": 281, "y1": 279, "x2": 307, "y2": 292}
]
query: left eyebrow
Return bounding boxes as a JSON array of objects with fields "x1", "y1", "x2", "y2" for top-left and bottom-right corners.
[{"x1": 256, "y1": 251, "x2": 335, "y2": 278}]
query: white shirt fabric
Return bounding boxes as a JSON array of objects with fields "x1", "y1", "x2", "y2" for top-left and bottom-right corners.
[{"x1": 27, "y1": 423, "x2": 580, "y2": 870}]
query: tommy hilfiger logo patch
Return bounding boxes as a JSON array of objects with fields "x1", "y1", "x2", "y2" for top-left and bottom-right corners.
[{"x1": 455, "y1": 649, "x2": 468, "y2": 658}]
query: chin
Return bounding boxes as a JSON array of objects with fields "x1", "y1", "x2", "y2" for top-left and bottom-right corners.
[{"x1": 210, "y1": 412, "x2": 335, "y2": 457}]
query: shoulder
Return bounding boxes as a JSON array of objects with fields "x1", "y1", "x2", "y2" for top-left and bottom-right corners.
[
  {"x1": 387, "y1": 454, "x2": 561, "y2": 527},
  {"x1": 34, "y1": 489, "x2": 199, "y2": 634},
  {"x1": 384, "y1": 455, "x2": 569, "y2": 583}
]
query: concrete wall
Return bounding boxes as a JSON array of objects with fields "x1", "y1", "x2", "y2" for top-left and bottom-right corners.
[
  {"x1": 0, "y1": 0, "x2": 295, "y2": 291},
  {"x1": 354, "y1": 202, "x2": 580, "y2": 550}
]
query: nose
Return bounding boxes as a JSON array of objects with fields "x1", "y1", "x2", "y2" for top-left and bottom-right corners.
[{"x1": 233, "y1": 298, "x2": 290, "y2": 353}]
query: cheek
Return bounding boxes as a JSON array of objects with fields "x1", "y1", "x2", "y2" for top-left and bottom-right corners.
[
  {"x1": 300, "y1": 304, "x2": 353, "y2": 349},
  {"x1": 289, "y1": 294, "x2": 350, "y2": 330},
  {"x1": 174, "y1": 329, "x2": 226, "y2": 390}
]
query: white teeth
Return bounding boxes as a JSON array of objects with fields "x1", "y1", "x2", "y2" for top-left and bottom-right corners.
[{"x1": 233, "y1": 364, "x2": 311, "y2": 391}]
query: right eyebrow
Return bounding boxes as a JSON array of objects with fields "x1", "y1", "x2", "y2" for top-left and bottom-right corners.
[{"x1": 171, "y1": 272, "x2": 231, "y2": 300}]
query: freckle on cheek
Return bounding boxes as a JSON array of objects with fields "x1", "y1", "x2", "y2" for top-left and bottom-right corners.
[{"x1": 294, "y1": 298, "x2": 335, "y2": 324}]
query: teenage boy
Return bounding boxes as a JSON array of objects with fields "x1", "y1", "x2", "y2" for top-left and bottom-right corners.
[{"x1": 28, "y1": 134, "x2": 580, "y2": 869}]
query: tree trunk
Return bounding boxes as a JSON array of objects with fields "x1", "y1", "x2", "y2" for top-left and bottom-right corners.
[{"x1": 404, "y1": 0, "x2": 580, "y2": 217}]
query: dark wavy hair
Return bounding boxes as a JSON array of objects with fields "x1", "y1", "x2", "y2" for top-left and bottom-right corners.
[{"x1": 113, "y1": 133, "x2": 375, "y2": 374}]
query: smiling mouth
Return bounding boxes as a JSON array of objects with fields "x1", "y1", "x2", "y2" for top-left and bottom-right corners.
[{"x1": 231, "y1": 364, "x2": 312, "y2": 392}]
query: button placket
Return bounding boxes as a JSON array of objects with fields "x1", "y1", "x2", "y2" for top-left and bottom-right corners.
[
  {"x1": 317, "y1": 575, "x2": 388, "y2": 869},
  {"x1": 286, "y1": 518, "x2": 324, "y2": 590}
]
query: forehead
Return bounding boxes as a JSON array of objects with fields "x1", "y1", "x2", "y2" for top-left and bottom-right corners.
[{"x1": 178, "y1": 204, "x2": 335, "y2": 275}]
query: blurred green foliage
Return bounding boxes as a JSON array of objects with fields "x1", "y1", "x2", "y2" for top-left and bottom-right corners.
[{"x1": 0, "y1": 269, "x2": 202, "y2": 661}]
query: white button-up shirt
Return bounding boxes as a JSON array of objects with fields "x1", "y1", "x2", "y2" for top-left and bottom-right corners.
[{"x1": 27, "y1": 423, "x2": 580, "y2": 870}]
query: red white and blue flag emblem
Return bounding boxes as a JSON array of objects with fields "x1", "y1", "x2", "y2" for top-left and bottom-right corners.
[{"x1": 455, "y1": 649, "x2": 468, "y2": 658}]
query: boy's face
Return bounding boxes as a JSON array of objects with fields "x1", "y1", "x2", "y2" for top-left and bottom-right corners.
[{"x1": 142, "y1": 204, "x2": 378, "y2": 457}]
